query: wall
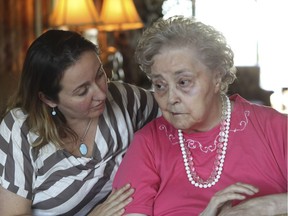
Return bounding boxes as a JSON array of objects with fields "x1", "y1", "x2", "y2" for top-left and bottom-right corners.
[
  {"x1": 0, "y1": 0, "x2": 33, "y2": 111},
  {"x1": 0, "y1": 0, "x2": 51, "y2": 112}
]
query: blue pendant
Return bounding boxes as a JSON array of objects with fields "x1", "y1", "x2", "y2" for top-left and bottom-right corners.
[{"x1": 79, "y1": 143, "x2": 88, "y2": 156}]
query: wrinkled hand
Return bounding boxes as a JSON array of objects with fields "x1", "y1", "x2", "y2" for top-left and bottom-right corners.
[
  {"x1": 200, "y1": 182, "x2": 259, "y2": 216},
  {"x1": 88, "y1": 183, "x2": 134, "y2": 216},
  {"x1": 218, "y1": 193, "x2": 288, "y2": 216}
]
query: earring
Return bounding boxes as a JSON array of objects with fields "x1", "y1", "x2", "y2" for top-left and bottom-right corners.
[{"x1": 52, "y1": 107, "x2": 56, "y2": 116}]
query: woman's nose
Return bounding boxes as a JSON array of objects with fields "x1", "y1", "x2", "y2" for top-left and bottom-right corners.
[
  {"x1": 167, "y1": 86, "x2": 180, "y2": 105},
  {"x1": 91, "y1": 82, "x2": 106, "y2": 101}
]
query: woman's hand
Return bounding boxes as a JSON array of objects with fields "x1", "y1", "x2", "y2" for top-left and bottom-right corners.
[
  {"x1": 88, "y1": 183, "x2": 134, "y2": 216},
  {"x1": 200, "y1": 182, "x2": 259, "y2": 216},
  {"x1": 218, "y1": 193, "x2": 288, "y2": 216}
]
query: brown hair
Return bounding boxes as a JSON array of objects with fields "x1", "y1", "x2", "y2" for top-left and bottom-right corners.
[{"x1": 2, "y1": 29, "x2": 99, "y2": 149}]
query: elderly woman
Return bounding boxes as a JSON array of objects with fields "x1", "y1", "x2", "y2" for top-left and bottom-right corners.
[{"x1": 113, "y1": 16, "x2": 287, "y2": 215}]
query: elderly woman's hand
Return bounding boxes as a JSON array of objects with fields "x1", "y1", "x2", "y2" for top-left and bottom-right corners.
[
  {"x1": 88, "y1": 183, "x2": 134, "y2": 216},
  {"x1": 218, "y1": 193, "x2": 288, "y2": 216},
  {"x1": 200, "y1": 182, "x2": 259, "y2": 216}
]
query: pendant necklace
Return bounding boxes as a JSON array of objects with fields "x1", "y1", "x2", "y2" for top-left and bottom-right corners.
[
  {"x1": 178, "y1": 94, "x2": 231, "y2": 188},
  {"x1": 79, "y1": 119, "x2": 93, "y2": 157}
]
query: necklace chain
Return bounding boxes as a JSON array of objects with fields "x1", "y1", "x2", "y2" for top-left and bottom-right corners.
[
  {"x1": 80, "y1": 119, "x2": 92, "y2": 142},
  {"x1": 178, "y1": 94, "x2": 231, "y2": 188},
  {"x1": 79, "y1": 119, "x2": 92, "y2": 156}
]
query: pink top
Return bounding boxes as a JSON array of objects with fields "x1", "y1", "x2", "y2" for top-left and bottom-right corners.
[{"x1": 113, "y1": 95, "x2": 287, "y2": 216}]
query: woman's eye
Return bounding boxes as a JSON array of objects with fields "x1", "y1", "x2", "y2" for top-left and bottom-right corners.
[
  {"x1": 78, "y1": 87, "x2": 88, "y2": 96},
  {"x1": 153, "y1": 83, "x2": 166, "y2": 92},
  {"x1": 179, "y1": 79, "x2": 191, "y2": 87}
]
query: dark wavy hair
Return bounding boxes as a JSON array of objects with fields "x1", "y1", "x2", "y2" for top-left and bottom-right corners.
[{"x1": 3, "y1": 29, "x2": 99, "y2": 149}]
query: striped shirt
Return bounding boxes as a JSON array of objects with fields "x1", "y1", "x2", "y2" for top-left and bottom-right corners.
[{"x1": 0, "y1": 81, "x2": 159, "y2": 216}]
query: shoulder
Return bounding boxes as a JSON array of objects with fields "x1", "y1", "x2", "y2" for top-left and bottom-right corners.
[
  {"x1": 135, "y1": 116, "x2": 165, "y2": 133},
  {"x1": 134, "y1": 116, "x2": 175, "y2": 143},
  {"x1": 106, "y1": 81, "x2": 157, "y2": 113},
  {"x1": 231, "y1": 94, "x2": 287, "y2": 122},
  {"x1": 231, "y1": 94, "x2": 287, "y2": 144},
  {"x1": 0, "y1": 109, "x2": 33, "y2": 149},
  {"x1": 0, "y1": 109, "x2": 36, "y2": 158},
  {"x1": 125, "y1": 117, "x2": 169, "y2": 157},
  {"x1": 0, "y1": 108, "x2": 27, "y2": 133}
]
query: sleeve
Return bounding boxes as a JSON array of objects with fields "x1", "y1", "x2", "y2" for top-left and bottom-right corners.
[
  {"x1": 129, "y1": 84, "x2": 160, "y2": 130},
  {"x1": 0, "y1": 111, "x2": 34, "y2": 199},
  {"x1": 109, "y1": 81, "x2": 160, "y2": 131},
  {"x1": 113, "y1": 130, "x2": 160, "y2": 215},
  {"x1": 264, "y1": 111, "x2": 287, "y2": 182},
  {"x1": 251, "y1": 105, "x2": 287, "y2": 187}
]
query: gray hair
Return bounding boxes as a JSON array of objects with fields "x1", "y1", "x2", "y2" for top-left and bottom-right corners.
[{"x1": 135, "y1": 15, "x2": 236, "y2": 93}]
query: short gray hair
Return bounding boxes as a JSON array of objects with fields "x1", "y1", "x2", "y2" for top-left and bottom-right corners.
[{"x1": 135, "y1": 15, "x2": 236, "y2": 93}]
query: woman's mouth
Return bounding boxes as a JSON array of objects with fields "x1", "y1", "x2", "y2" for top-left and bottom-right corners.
[{"x1": 91, "y1": 101, "x2": 105, "y2": 110}]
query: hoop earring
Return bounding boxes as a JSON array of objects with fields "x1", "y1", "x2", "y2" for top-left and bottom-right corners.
[{"x1": 52, "y1": 107, "x2": 56, "y2": 116}]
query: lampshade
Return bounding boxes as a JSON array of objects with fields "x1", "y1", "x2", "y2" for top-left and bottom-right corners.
[
  {"x1": 100, "y1": 0, "x2": 144, "y2": 31},
  {"x1": 49, "y1": 0, "x2": 101, "y2": 30}
]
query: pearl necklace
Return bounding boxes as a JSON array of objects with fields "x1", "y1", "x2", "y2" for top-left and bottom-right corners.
[{"x1": 178, "y1": 95, "x2": 231, "y2": 188}]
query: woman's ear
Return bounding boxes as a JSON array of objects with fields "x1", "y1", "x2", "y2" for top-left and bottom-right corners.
[
  {"x1": 213, "y1": 72, "x2": 222, "y2": 93},
  {"x1": 38, "y1": 92, "x2": 57, "y2": 108}
]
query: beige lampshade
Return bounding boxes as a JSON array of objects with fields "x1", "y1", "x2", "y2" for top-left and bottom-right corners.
[
  {"x1": 49, "y1": 0, "x2": 101, "y2": 30},
  {"x1": 100, "y1": 0, "x2": 144, "y2": 31}
]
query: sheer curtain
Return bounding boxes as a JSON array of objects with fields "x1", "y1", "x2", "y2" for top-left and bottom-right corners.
[
  {"x1": 196, "y1": 0, "x2": 288, "y2": 92},
  {"x1": 161, "y1": 0, "x2": 288, "y2": 112},
  {"x1": 195, "y1": 0, "x2": 258, "y2": 67},
  {"x1": 257, "y1": 0, "x2": 288, "y2": 91}
]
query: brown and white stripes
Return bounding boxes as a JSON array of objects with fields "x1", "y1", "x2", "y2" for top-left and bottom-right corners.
[{"x1": 0, "y1": 81, "x2": 159, "y2": 216}]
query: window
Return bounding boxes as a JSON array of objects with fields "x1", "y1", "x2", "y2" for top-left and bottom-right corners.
[
  {"x1": 162, "y1": 0, "x2": 193, "y2": 19},
  {"x1": 161, "y1": 0, "x2": 288, "y2": 88},
  {"x1": 196, "y1": 0, "x2": 258, "y2": 67},
  {"x1": 162, "y1": 0, "x2": 288, "y2": 113}
]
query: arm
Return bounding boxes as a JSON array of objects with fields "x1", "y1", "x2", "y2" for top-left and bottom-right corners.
[
  {"x1": 201, "y1": 183, "x2": 287, "y2": 216},
  {"x1": 0, "y1": 186, "x2": 32, "y2": 216},
  {"x1": 113, "y1": 131, "x2": 159, "y2": 215},
  {"x1": 0, "y1": 112, "x2": 33, "y2": 215}
]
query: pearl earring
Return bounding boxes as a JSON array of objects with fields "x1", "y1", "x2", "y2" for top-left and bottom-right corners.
[{"x1": 52, "y1": 107, "x2": 56, "y2": 116}]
